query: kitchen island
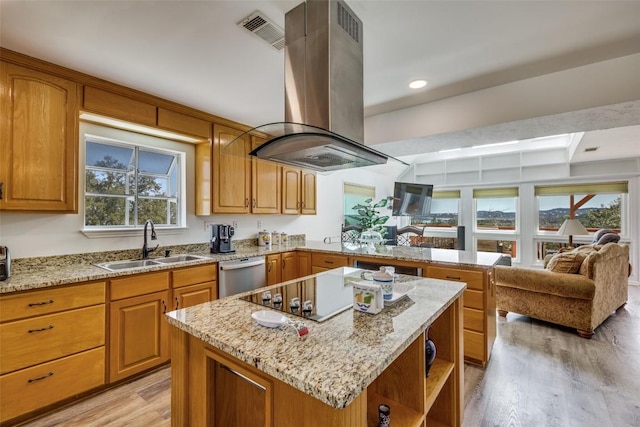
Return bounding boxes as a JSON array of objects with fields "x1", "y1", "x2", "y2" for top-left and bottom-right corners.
[{"x1": 166, "y1": 267, "x2": 465, "y2": 427}]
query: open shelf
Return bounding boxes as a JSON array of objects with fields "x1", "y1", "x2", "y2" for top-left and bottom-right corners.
[
  {"x1": 367, "y1": 391, "x2": 424, "y2": 427},
  {"x1": 425, "y1": 358, "x2": 454, "y2": 409}
]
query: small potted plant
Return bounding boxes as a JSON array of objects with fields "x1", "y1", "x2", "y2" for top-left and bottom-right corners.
[{"x1": 351, "y1": 198, "x2": 390, "y2": 245}]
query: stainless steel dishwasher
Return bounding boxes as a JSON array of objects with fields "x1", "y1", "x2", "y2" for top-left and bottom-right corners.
[{"x1": 218, "y1": 256, "x2": 266, "y2": 298}]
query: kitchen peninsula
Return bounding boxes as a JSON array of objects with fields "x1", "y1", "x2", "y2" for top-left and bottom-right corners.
[{"x1": 166, "y1": 267, "x2": 466, "y2": 426}]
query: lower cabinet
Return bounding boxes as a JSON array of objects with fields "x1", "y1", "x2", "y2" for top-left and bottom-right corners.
[
  {"x1": 172, "y1": 263, "x2": 217, "y2": 310},
  {"x1": 310, "y1": 252, "x2": 349, "y2": 273},
  {"x1": 0, "y1": 281, "x2": 106, "y2": 424},
  {"x1": 266, "y1": 252, "x2": 298, "y2": 286},
  {"x1": 109, "y1": 272, "x2": 170, "y2": 383}
]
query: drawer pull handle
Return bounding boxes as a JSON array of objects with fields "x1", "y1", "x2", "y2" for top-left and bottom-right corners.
[
  {"x1": 325, "y1": 260, "x2": 334, "y2": 264},
  {"x1": 28, "y1": 299, "x2": 54, "y2": 307},
  {"x1": 28, "y1": 372, "x2": 54, "y2": 383},
  {"x1": 28, "y1": 325, "x2": 54, "y2": 333},
  {"x1": 446, "y1": 275, "x2": 461, "y2": 280}
]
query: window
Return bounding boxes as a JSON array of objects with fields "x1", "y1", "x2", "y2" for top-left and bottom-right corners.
[
  {"x1": 536, "y1": 182, "x2": 627, "y2": 232},
  {"x1": 473, "y1": 187, "x2": 518, "y2": 231},
  {"x1": 343, "y1": 183, "x2": 375, "y2": 227},
  {"x1": 84, "y1": 136, "x2": 183, "y2": 228},
  {"x1": 414, "y1": 190, "x2": 460, "y2": 228}
]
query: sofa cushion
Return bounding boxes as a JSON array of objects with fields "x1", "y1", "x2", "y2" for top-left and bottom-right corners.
[
  {"x1": 546, "y1": 252, "x2": 586, "y2": 274},
  {"x1": 596, "y1": 232, "x2": 620, "y2": 245},
  {"x1": 496, "y1": 266, "x2": 595, "y2": 300}
]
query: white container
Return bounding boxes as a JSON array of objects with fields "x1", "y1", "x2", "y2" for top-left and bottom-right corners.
[
  {"x1": 258, "y1": 230, "x2": 271, "y2": 247},
  {"x1": 281, "y1": 232, "x2": 288, "y2": 244},
  {"x1": 351, "y1": 281, "x2": 383, "y2": 315},
  {"x1": 272, "y1": 231, "x2": 280, "y2": 245}
]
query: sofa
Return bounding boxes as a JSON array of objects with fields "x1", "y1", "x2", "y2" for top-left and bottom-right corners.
[{"x1": 495, "y1": 242, "x2": 629, "y2": 338}]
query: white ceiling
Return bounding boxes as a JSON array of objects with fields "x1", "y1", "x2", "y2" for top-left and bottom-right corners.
[{"x1": 1, "y1": 0, "x2": 639, "y2": 161}]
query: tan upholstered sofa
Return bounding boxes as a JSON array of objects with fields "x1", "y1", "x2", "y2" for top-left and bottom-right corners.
[{"x1": 496, "y1": 243, "x2": 629, "y2": 338}]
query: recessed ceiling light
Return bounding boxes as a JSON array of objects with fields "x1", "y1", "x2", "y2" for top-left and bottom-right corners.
[{"x1": 409, "y1": 80, "x2": 427, "y2": 89}]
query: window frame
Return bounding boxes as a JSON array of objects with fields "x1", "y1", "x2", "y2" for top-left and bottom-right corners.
[{"x1": 82, "y1": 133, "x2": 185, "y2": 231}]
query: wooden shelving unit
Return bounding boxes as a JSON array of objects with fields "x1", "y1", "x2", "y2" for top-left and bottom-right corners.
[{"x1": 365, "y1": 298, "x2": 463, "y2": 427}]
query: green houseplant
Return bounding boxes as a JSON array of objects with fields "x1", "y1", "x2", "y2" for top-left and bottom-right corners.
[{"x1": 351, "y1": 198, "x2": 390, "y2": 236}]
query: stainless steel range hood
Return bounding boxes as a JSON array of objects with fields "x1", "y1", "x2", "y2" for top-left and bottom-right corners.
[{"x1": 226, "y1": 0, "x2": 405, "y2": 172}]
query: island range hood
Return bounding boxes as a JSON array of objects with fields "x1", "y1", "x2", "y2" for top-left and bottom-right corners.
[{"x1": 226, "y1": 0, "x2": 405, "y2": 172}]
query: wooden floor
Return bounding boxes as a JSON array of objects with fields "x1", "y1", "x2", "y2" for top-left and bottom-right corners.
[{"x1": 22, "y1": 286, "x2": 640, "y2": 427}]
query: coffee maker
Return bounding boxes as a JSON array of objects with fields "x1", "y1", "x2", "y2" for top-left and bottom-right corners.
[
  {"x1": 0, "y1": 246, "x2": 10, "y2": 281},
  {"x1": 210, "y1": 224, "x2": 235, "y2": 254}
]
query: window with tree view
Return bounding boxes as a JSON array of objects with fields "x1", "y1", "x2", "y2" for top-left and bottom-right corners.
[{"x1": 85, "y1": 138, "x2": 181, "y2": 228}]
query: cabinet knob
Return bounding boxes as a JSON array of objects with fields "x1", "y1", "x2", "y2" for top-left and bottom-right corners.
[
  {"x1": 162, "y1": 300, "x2": 167, "y2": 313},
  {"x1": 245, "y1": 198, "x2": 249, "y2": 208},
  {"x1": 253, "y1": 198, "x2": 256, "y2": 208},
  {"x1": 175, "y1": 297, "x2": 179, "y2": 310},
  {"x1": 28, "y1": 372, "x2": 54, "y2": 383}
]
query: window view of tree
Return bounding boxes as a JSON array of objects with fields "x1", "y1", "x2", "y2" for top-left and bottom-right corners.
[
  {"x1": 343, "y1": 183, "x2": 375, "y2": 227},
  {"x1": 538, "y1": 194, "x2": 621, "y2": 231},
  {"x1": 85, "y1": 140, "x2": 180, "y2": 228}
]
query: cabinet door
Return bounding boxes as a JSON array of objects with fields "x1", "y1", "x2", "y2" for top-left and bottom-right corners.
[
  {"x1": 173, "y1": 281, "x2": 216, "y2": 311},
  {"x1": 0, "y1": 62, "x2": 78, "y2": 212},
  {"x1": 109, "y1": 290, "x2": 170, "y2": 382},
  {"x1": 266, "y1": 254, "x2": 281, "y2": 286},
  {"x1": 213, "y1": 123, "x2": 250, "y2": 213},
  {"x1": 300, "y1": 170, "x2": 317, "y2": 215},
  {"x1": 251, "y1": 136, "x2": 281, "y2": 214},
  {"x1": 281, "y1": 251, "x2": 298, "y2": 282},
  {"x1": 297, "y1": 251, "x2": 312, "y2": 277},
  {"x1": 281, "y1": 167, "x2": 301, "y2": 214}
]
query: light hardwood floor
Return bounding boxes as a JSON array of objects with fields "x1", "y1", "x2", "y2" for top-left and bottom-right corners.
[{"x1": 21, "y1": 286, "x2": 640, "y2": 427}]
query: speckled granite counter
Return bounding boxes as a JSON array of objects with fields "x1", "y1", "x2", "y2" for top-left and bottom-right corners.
[
  {"x1": 0, "y1": 238, "x2": 502, "y2": 294},
  {"x1": 166, "y1": 268, "x2": 465, "y2": 409}
]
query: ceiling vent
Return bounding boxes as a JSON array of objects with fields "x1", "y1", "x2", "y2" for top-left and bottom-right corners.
[
  {"x1": 238, "y1": 11, "x2": 285, "y2": 51},
  {"x1": 584, "y1": 147, "x2": 599, "y2": 152}
]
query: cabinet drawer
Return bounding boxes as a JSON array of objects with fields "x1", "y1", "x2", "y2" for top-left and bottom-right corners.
[
  {"x1": 0, "y1": 305, "x2": 105, "y2": 374},
  {"x1": 464, "y1": 307, "x2": 484, "y2": 333},
  {"x1": 311, "y1": 253, "x2": 349, "y2": 269},
  {"x1": 0, "y1": 282, "x2": 105, "y2": 323},
  {"x1": 464, "y1": 330, "x2": 485, "y2": 362},
  {"x1": 110, "y1": 271, "x2": 170, "y2": 300},
  {"x1": 464, "y1": 289, "x2": 484, "y2": 310},
  {"x1": 83, "y1": 86, "x2": 156, "y2": 126},
  {"x1": 0, "y1": 347, "x2": 105, "y2": 423},
  {"x1": 157, "y1": 107, "x2": 210, "y2": 139},
  {"x1": 173, "y1": 264, "x2": 217, "y2": 288},
  {"x1": 427, "y1": 266, "x2": 484, "y2": 291}
]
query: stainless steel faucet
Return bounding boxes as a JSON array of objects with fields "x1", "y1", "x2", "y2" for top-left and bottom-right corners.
[{"x1": 142, "y1": 219, "x2": 159, "y2": 259}]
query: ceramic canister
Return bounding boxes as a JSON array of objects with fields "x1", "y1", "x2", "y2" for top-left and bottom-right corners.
[{"x1": 258, "y1": 230, "x2": 271, "y2": 247}]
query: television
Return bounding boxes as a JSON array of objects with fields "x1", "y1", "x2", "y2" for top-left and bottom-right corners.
[{"x1": 392, "y1": 182, "x2": 433, "y2": 217}]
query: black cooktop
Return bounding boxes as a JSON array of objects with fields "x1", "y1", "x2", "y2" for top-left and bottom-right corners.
[{"x1": 240, "y1": 267, "x2": 363, "y2": 322}]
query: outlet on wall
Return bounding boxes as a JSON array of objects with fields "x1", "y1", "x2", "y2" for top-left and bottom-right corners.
[
  {"x1": 232, "y1": 221, "x2": 238, "y2": 229},
  {"x1": 204, "y1": 221, "x2": 215, "y2": 231},
  {"x1": 257, "y1": 220, "x2": 262, "y2": 229}
]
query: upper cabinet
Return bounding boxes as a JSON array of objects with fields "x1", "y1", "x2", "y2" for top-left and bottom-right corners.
[
  {"x1": 157, "y1": 108, "x2": 211, "y2": 140},
  {"x1": 83, "y1": 86, "x2": 156, "y2": 126},
  {"x1": 282, "y1": 166, "x2": 316, "y2": 215},
  {"x1": 211, "y1": 123, "x2": 251, "y2": 213},
  {"x1": 0, "y1": 62, "x2": 79, "y2": 212},
  {"x1": 251, "y1": 136, "x2": 281, "y2": 214}
]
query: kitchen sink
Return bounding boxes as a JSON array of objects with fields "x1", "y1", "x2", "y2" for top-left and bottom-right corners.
[
  {"x1": 96, "y1": 259, "x2": 161, "y2": 271},
  {"x1": 153, "y1": 254, "x2": 208, "y2": 264},
  {"x1": 95, "y1": 254, "x2": 209, "y2": 271}
]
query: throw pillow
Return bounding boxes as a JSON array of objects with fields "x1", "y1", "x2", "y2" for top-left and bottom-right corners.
[
  {"x1": 596, "y1": 232, "x2": 620, "y2": 245},
  {"x1": 546, "y1": 252, "x2": 587, "y2": 274},
  {"x1": 592, "y1": 229, "x2": 617, "y2": 244}
]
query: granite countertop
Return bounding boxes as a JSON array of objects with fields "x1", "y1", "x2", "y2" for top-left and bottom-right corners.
[
  {"x1": 0, "y1": 239, "x2": 502, "y2": 294},
  {"x1": 166, "y1": 269, "x2": 466, "y2": 409}
]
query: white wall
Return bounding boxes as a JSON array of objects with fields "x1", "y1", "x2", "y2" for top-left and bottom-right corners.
[{"x1": 0, "y1": 122, "x2": 396, "y2": 259}]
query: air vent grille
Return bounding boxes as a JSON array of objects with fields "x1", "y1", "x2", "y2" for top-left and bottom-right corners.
[
  {"x1": 584, "y1": 147, "x2": 599, "y2": 152},
  {"x1": 238, "y1": 11, "x2": 285, "y2": 51},
  {"x1": 337, "y1": 2, "x2": 359, "y2": 43}
]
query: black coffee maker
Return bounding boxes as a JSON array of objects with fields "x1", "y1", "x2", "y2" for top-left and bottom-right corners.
[{"x1": 210, "y1": 224, "x2": 235, "y2": 254}]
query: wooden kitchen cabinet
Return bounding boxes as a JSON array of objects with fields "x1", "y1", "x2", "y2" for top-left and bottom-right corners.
[
  {"x1": 212, "y1": 123, "x2": 251, "y2": 213},
  {"x1": 311, "y1": 252, "x2": 349, "y2": 273},
  {"x1": 251, "y1": 135, "x2": 281, "y2": 214},
  {"x1": 424, "y1": 264, "x2": 496, "y2": 367},
  {"x1": 83, "y1": 85, "x2": 156, "y2": 127},
  {"x1": 266, "y1": 252, "x2": 298, "y2": 286},
  {"x1": 281, "y1": 166, "x2": 316, "y2": 215},
  {"x1": 157, "y1": 107, "x2": 211, "y2": 139},
  {"x1": 172, "y1": 263, "x2": 217, "y2": 311},
  {"x1": 0, "y1": 281, "x2": 106, "y2": 424},
  {"x1": 297, "y1": 251, "x2": 312, "y2": 277},
  {"x1": 109, "y1": 271, "x2": 170, "y2": 382},
  {"x1": 0, "y1": 61, "x2": 79, "y2": 212}
]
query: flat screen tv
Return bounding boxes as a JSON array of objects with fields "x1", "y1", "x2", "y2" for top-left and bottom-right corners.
[{"x1": 392, "y1": 182, "x2": 433, "y2": 217}]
